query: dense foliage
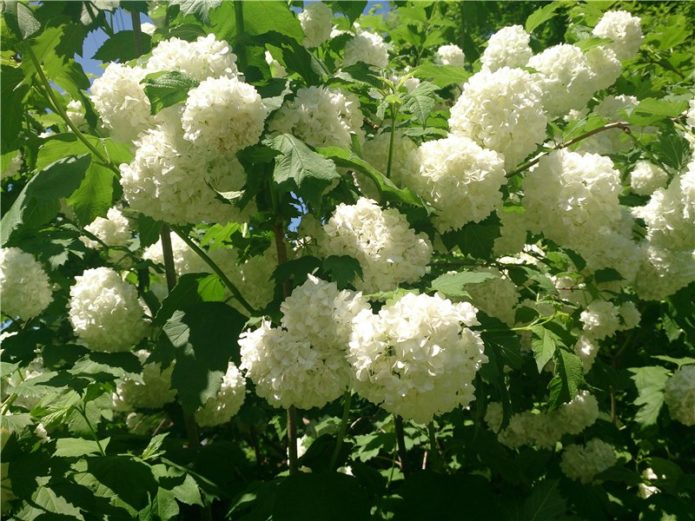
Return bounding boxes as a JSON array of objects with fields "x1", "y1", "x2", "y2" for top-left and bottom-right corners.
[{"x1": 1, "y1": 1, "x2": 694, "y2": 519}]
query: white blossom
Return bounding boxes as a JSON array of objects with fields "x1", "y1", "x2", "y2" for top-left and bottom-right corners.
[
  {"x1": 81, "y1": 207, "x2": 131, "y2": 250},
  {"x1": 66, "y1": 100, "x2": 85, "y2": 127},
  {"x1": 435, "y1": 44, "x2": 465, "y2": 67},
  {"x1": 561, "y1": 439, "x2": 617, "y2": 484},
  {"x1": 146, "y1": 34, "x2": 237, "y2": 80},
  {"x1": 195, "y1": 362, "x2": 246, "y2": 427},
  {"x1": 344, "y1": 30, "x2": 389, "y2": 68},
  {"x1": 113, "y1": 351, "x2": 176, "y2": 410},
  {"x1": 664, "y1": 365, "x2": 695, "y2": 426},
  {"x1": 68, "y1": 267, "x2": 148, "y2": 352},
  {"x1": 348, "y1": 293, "x2": 486, "y2": 424},
  {"x1": 580, "y1": 300, "x2": 621, "y2": 340},
  {"x1": 592, "y1": 10, "x2": 643, "y2": 61},
  {"x1": 298, "y1": 2, "x2": 332, "y2": 48},
  {"x1": 449, "y1": 67, "x2": 547, "y2": 169},
  {"x1": 0, "y1": 248, "x2": 53, "y2": 321},
  {"x1": 481, "y1": 25, "x2": 532, "y2": 71}
]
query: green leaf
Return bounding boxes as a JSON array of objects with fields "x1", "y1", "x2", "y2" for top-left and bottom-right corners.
[
  {"x1": 269, "y1": 134, "x2": 340, "y2": 209},
  {"x1": 171, "y1": 0, "x2": 223, "y2": 20},
  {"x1": 84, "y1": 456, "x2": 159, "y2": 511},
  {"x1": 521, "y1": 479, "x2": 567, "y2": 521},
  {"x1": 141, "y1": 71, "x2": 199, "y2": 115},
  {"x1": 273, "y1": 474, "x2": 370, "y2": 521},
  {"x1": 402, "y1": 81, "x2": 438, "y2": 125},
  {"x1": 209, "y1": 1, "x2": 303, "y2": 43},
  {"x1": 317, "y1": 146, "x2": 426, "y2": 208},
  {"x1": 2, "y1": 0, "x2": 40, "y2": 40},
  {"x1": 654, "y1": 130, "x2": 690, "y2": 171},
  {"x1": 430, "y1": 270, "x2": 497, "y2": 298},
  {"x1": 412, "y1": 63, "x2": 470, "y2": 88},
  {"x1": 629, "y1": 366, "x2": 670, "y2": 427},
  {"x1": 142, "y1": 433, "x2": 169, "y2": 461},
  {"x1": 1, "y1": 155, "x2": 91, "y2": 244},
  {"x1": 326, "y1": 1, "x2": 367, "y2": 25},
  {"x1": 1, "y1": 65, "x2": 27, "y2": 153},
  {"x1": 93, "y1": 30, "x2": 152, "y2": 62},
  {"x1": 54, "y1": 437, "x2": 110, "y2": 458},
  {"x1": 260, "y1": 32, "x2": 322, "y2": 86},
  {"x1": 530, "y1": 325, "x2": 559, "y2": 373},
  {"x1": 322, "y1": 255, "x2": 363, "y2": 289},
  {"x1": 163, "y1": 303, "x2": 246, "y2": 412},
  {"x1": 441, "y1": 213, "x2": 501, "y2": 258},
  {"x1": 525, "y1": 2, "x2": 561, "y2": 33},
  {"x1": 628, "y1": 98, "x2": 689, "y2": 125},
  {"x1": 67, "y1": 161, "x2": 116, "y2": 225},
  {"x1": 547, "y1": 349, "x2": 584, "y2": 410}
]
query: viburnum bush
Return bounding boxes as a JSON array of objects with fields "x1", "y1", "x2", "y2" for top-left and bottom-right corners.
[{"x1": 1, "y1": 1, "x2": 694, "y2": 519}]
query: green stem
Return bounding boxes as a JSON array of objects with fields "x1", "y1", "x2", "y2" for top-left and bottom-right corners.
[
  {"x1": 26, "y1": 47, "x2": 120, "y2": 175},
  {"x1": 329, "y1": 391, "x2": 353, "y2": 470},
  {"x1": 427, "y1": 422, "x2": 443, "y2": 472},
  {"x1": 130, "y1": 9, "x2": 143, "y2": 55},
  {"x1": 234, "y1": 0, "x2": 247, "y2": 71},
  {"x1": 77, "y1": 406, "x2": 106, "y2": 456},
  {"x1": 394, "y1": 415, "x2": 409, "y2": 477},
  {"x1": 386, "y1": 104, "x2": 398, "y2": 179},
  {"x1": 159, "y1": 225, "x2": 178, "y2": 292},
  {"x1": 172, "y1": 228, "x2": 257, "y2": 316},
  {"x1": 287, "y1": 406, "x2": 299, "y2": 476}
]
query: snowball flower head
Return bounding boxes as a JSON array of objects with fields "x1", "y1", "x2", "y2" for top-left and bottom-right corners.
[
  {"x1": 348, "y1": 293, "x2": 486, "y2": 423},
  {"x1": 146, "y1": 34, "x2": 237, "y2": 80},
  {"x1": 592, "y1": 10, "x2": 643, "y2": 61},
  {"x1": 435, "y1": 44, "x2": 465, "y2": 67},
  {"x1": 182, "y1": 76, "x2": 265, "y2": 157},
  {"x1": 298, "y1": 2, "x2": 332, "y2": 48},
  {"x1": 82, "y1": 207, "x2": 131, "y2": 249},
  {"x1": 408, "y1": 135, "x2": 506, "y2": 232},
  {"x1": 195, "y1": 362, "x2": 246, "y2": 427},
  {"x1": 66, "y1": 100, "x2": 85, "y2": 127},
  {"x1": 561, "y1": 439, "x2": 617, "y2": 484},
  {"x1": 269, "y1": 86, "x2": 364, "y2": 149},
  {"x1": 481, "y1": 25, "x2": 531, "y2": 71},
  {"x1": 0, "y1": 248, "x2": 52, "y2": 321},
  {"x1": 90, "y1": 63, "x2": 150, "y2": 143},
  {"x1": 318, "y1": 198, "x2": 433, "y2": 292},
  {"x1": 68, "y1": 267, "x2": 148, "y2": 352},
  {"x1": 113, "y1": 351, "x2": 176, "y2": 410},
  {"x1": 580, "y1": 300, "x2": 621, "y2": 340},
  {"x1": 449, "y1": 67, "x2": 547, "y2": 169},
  {"x1": 344, "y1": 30, "x2": 389, "y2": 68},
  {"x1": 664, "y1": 365, "x2": 695, "y2": 426}
]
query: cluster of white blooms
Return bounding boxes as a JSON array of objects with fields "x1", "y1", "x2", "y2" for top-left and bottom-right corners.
[
  {"x1": 82, "y1": 207, "x2": 131, "y2": 250},
  {"x1": 181, "y1": 77, "x2": 265, "y2": 157},
  {"x1": 630, "y1": 161, "x2": 669, "y2": 196},
  {"x1": 120, "y1": 127, "x2": 250, "y2": 224},
  {"x1": 146, "y1": 34, "x2": 237, "y2": 80},
  {"x1": 524, "y1": 149, "x2": 640, "y2": 280},
  {"x1": 298, "y1": 2, "x2": 332, "y2": 48},
  {"x1": 195, "y1": 362, "x2": 246, "y2": 427},
  {"x1": 348, "y1": 293, "x2": 486, "y2": 424},
  {"x1": 68, "y1": 267, "x2": 148, "y2": 352},
  {"x1": 66, "y1": 100, "x2": 85, "y2": 127},
  {"x1": 580, "y1": 300, "x2": 621, "y2": 340},
  {"x1": 560, "y1": 439, "x2": 617, "y2": 484},
  {"x1": 575, "y1": 95, "x2": 637, "y2": 155},
  {"x1": 664, "y1": 365, "x2": 695, "y2": 426},
  {"x1": 481, "y1": 25, "x2": 532, "y2": 71},
  {"x1": 344, "y1": 30, "x2": 389, "y2": 68},
  {"x1": 592, "y1": 10, "x2": 643, "y2": 61},
  {"x1": 317, "y1": 198, "x2": 433, "y2": 292},
  {"x1": 528, "y1": 44, "x2": 618, "y2": 117},
  {"x1": 449, "y1": 67, "x2": 547, "y2": 169},
  {"x1": 240, "y1": 277, "x2": 368, "y2": 409},
  {"x1": 360, "y1": 131, "x2": 419, "y2": 194},
  {"x1": 633, "y1": 160, "x2": 695, "y2": 299},
  {"x1": 434, "y1": 44, "x2": 465, "y2": 67},
  {"x1": 1, "y1": 152, "x2": 22, "y2": 179},
  {"x1": 269, "y1": 86, "x2": 364, "y2": 149},
  {"x1": 407, "y1": 135, "x2": 506, "y2": 231},
  {"x1": 0, "y1": 248, "x2": 53, "y2": 321},
  {"x1": 90, "y1": 64, "x2": 150, "y2": 142},
  {"x1": 113, "y1": 351, "x2": 176, "y2": 410},
  {"x1": 462, "y1": 269, "x2": 519, "y2": 326},
  {"x1": 485, "y1": 391, "x2": 599, "y2": 449},
  {"x1": 574, "y1": 336, "x2": 600, "y2": 373}
]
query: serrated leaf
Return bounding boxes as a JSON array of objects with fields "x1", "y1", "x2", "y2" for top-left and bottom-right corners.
[
  {"x1": 2, "y1": 0, "x2": 40, "y2": 40},
  {"x1": 629, "y1": 365, "x2": 670, "y2": 427},
  {"x1": 55, "y1": 437, "x2": 110, "y2": 458},
  {"x1": 654, "y1": 131, "x2": 690, "y2": 171},
  {"x1": 322, "y1": 255, "x2": 363, "y2": 289},
  {"x1": 441, "y1": 213, "x2": 501, "y2": 258},
  {"x1": 142, "y1": 433, "x2": 169, "y2": 460},
  {"x1": 269, "y1": 134, "x2": 340, "y2": 209},
  {"x1": 170, "y1": 0, "x2": 222, "y2": 20},
  {"x1": 141, "y1": 71, "x2": 199, "y2": 115},
  {"x1": 67, "y1": 160, "x2": 116, "y2": 225},
  {"x1": 531, "y1": 325, "x2": 559, "y2": 373},
  {"x1": 430, "y1": 270, "x2": 497, "y2": 298},
  {"x1": 525, "y1": 2, "x2": 561, "y2": 33},
  {"x1": 402, "y1": 81, "x2": 438, "y2": 125},
  {"x1": 521, "y1": 479, "x2": 566, "y2": 521},
  {"x1": 413, "y1": 63, "x2": 470, "y2": 88},
  {"x1": 93, "y1": 30, "x2": 152, "y2": 62},
  {"x1": 547, "y1": 349, "x2": 584, "y2": 410},
  {"x1": 628, "y1": 98, "x2": 689, "y2": 125}
]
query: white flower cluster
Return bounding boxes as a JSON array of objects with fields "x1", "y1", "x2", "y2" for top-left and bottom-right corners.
[
  {"x1": 434, "y1": 44, "x2": 465, "y2": 67},
  {"x1": 298, "y1": 2, "x2": 332, "y2": 48},
  {"x1": 592, "y1": 10, "x2": 643, "y2": 61},
  {"x1": 269, "y1": 86, "x2": 364, "y2": 149},
  {"x1": 449, "y1": 67, "x2": 547, "y2": 169},
  {"x1": 462, "y1": 269, "x2": 519, "y2": 326},
  {"x1": 633, "y1": 160, "x2": 695, "y2": 300},
  {"x1": 66, "y1": 100, "x2": 85, "y2": 128},
  {"x1": 407, "y1": 135, "x2": 506, "y2": 232},
  {"x1": 0, "y1": 248, "x2": 53, "y2": 321},
  {"x1": 485, "y1": 391, "x2": 599, "y2": 449},
  {"x1": 240, "y1": 276, "x2": 368, "y2": 409},
  {"x1": 146, "y1": 34, "x2": 238, "y2": 80},
  {"x1": 348, "y1": 293, "x2": 486, "y2": 424},
  {"x1": 664, "y1": 365, "x2": 695, "y2": 426},
  {"x1": 90, "y1": 63, "x2": 150, "y2": 143},
  {"x1": 630, "y1": 161, "x2": 669, "y2": 196},
  {"x1": 317, "y1": 198, "x2": 433, "y2": 292},
  {"x1": 81, "y1": 207, "x2": 131, "y2": 251},
  {"x1": 344, "y1": 30, "x2": 389, "y2": 68},
  {"x1": 580, "y1": 300, "x2": 621, "y2": 340},
  {"x1": 524, "y1": 149, "x2": 640, "y2": 280},
  {"x1": 528, "y1": 44, "x2": 620, "y2": 117},
  {"x1": 181, "y1": 76, "x2": 266, "y2": 157},
  {"x1": 195, "y1": 361, "x2": 246, "y2": 427},
  {"x1": 68, "y1": 267, "x2": 148, "y2": 352},
  {"x1": 120, "y1": 127, "x2": 251, "y2": 225},
  {"x1": 560, "y1": 439, "x2": 617, "y2": 484},
  {"x1": 113, "y1": 351, "x2": 176, "y2": 410},
  {"x1": 481, "y1": 25, "x2": 532, "y2": 71}
]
